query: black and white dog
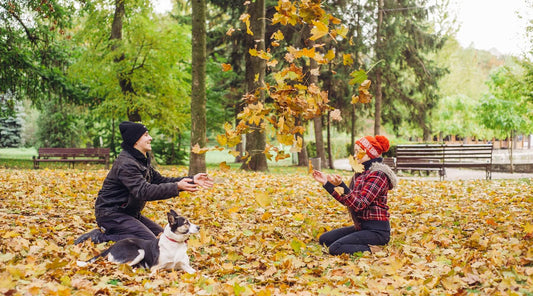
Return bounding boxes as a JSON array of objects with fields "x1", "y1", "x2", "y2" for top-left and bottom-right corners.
[{"x1": 77, "y1": 210, "x2": 199, "y2": 274}]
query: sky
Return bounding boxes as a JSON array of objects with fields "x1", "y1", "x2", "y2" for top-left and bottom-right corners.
[
  {"x1": 451, "y1": 0, "x2": 532, "y2": 56},
  {"x1": 153, "y1": 0, "x2": 532, "y2": 56}
]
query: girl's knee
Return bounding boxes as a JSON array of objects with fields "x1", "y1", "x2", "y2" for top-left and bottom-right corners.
[{"x1": 318, "y1": 234, "x2": 332, "y2": 247}]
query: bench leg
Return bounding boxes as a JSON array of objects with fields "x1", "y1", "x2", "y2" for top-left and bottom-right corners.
[{"x1": 439, "y1": 168, "x2": 446, "y2": 181}]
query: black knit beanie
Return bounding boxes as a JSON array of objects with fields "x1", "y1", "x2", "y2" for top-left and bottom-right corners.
[{"x1": 119, "y1": 121, "x2": 148, "y2": 148}]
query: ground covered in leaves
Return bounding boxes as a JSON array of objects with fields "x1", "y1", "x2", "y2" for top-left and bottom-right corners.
[{"x1": 0, "y1": 167, "x2": 532, "y2": 295}]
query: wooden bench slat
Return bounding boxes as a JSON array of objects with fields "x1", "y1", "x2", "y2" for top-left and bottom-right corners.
[
  {"x1": 33, "y1": 148, "x2": 110, "y2": 169},
  {"x1": 394, "y1": 143, "x2": 493, "y2": 180}
]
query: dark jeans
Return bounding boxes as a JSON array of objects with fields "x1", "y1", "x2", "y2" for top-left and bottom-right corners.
[
  {"x1": 96, "y1": 212, "x2": 163, "y2": 242},
  {"x1": 319, "y1": 220, "x2": 390, "y2": 255}
]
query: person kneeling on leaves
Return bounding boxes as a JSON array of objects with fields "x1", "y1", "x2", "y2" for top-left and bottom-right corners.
[
  {"x1": 75, "y1": 121, "x2": 213, "y2": 244},
  {"x1": 312, "y1": 135, "x2": 397, "y2": 255}
]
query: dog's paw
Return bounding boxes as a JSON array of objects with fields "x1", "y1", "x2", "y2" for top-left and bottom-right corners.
[
  {"x1": 183, "y1": 266, "x2": 196, "y2": 274},
  {"x1": 76, "y1": 260, "x2": 89, "y2": 267}
]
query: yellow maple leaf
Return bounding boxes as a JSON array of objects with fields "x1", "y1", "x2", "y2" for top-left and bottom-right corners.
[
  {"x1": 271, "y1": 30, "x2": 284, "y2": 41},
  {"x1": 348, "y1": 155, "x2": 364, "y2": 173},
  {"x1": 277, "y1": 134, "x2": 294, "y2": 146},
  {"x1": 308, "y1": 160, "x2": 313, "y2": 174},
  {"x1": 302, "y1": 47, "x2": 315, "y2": 58},
  {"x1": 325, "y1": 49, "x2": 335, "y2": 61},
  {"x1": 216, "y1": 134, "x2": 227, "y2": 146},
  {"x1": 310, "y1": 21, "x2": 328, "y2": 41},
  {"x1": 343, "y1": 53, "x2": 354, "y2": 66}
]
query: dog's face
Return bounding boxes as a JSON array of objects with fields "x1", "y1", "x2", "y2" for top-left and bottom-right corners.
[{"x1": 167, "y1": 210, "x2": 199, "y2": 237}]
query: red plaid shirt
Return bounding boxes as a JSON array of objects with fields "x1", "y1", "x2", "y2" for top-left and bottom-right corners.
[{"x1": 323, "y1": 169, "x2": 391, "y2": 221}]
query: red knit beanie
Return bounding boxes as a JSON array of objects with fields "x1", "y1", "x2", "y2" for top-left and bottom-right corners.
[{"x1": 356, "y1": 135, "x2": 390, "y2": 159}]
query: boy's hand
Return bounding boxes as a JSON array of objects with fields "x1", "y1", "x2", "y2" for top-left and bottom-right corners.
[
  {"x1": 193, "y1": 173, "x2": 214, "y2": 188},
  {"x1": 177, "y1": 178, "x2": 198, "y2": 192},
  {"x1": 312, "y1": 170, "x2": 328, "y2": 185}
]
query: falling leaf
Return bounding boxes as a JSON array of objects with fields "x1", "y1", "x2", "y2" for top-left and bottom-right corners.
[
  {"x1": 349, "y1": 69, "x2": 368, "y2": 85},
  {"x1": 325, "y1": 49, "x2": 335, "y2": 61},
  {"x1": 343, "y1": 53, "x2": 354, "y2": 66},
  {"x1": 219, "y1": 161, "x2": 230, "y2": 172},
  {"x1": 310, "y1": 21, "x2": 328, "y2": 41},
  {"x1": 352, "y1": 79, "x2": 372, "y2": 104},
  {"x1": 348, "y1": 155, "x2": 364, "y2": 173},
  {"x1": 226, "y1": 27, "x2": 235, "y2": 36},
  {"x1": 330, "y1": 109, "x2": 342, "y2": 122},
  {"x1": 239, "y1": 13, "x2": 253, "y2": 35},
  {"x1": 271, "y1": 30, "x2": 284, "y2": 41},
  {"x1": 221, "y1": 63, "x2": 233, "y2": 72},
  {"x1": 191, "y1": 144, "x2": 209, "y2": 154}
]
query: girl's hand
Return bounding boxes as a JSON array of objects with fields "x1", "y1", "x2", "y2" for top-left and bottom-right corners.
[
  {"x1": 327, "y1": 174, "x2": 343, "y2": 186},
  {"x1": 312, "y1": 170, "x2": 328, "y2": 185}
]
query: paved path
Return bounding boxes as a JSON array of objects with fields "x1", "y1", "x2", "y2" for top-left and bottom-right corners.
[{"x1": 333, "y1": 159, "x2": 533, "y2": 181}]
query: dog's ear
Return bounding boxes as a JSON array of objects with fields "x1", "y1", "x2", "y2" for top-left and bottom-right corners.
[{"x1": 167, "y1": 211, "x2": 177, "y2": 225}]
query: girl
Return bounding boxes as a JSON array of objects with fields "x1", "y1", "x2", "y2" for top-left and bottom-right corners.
[{"x1": 312, "y1": 135, "x2": 397, "y2": 255}]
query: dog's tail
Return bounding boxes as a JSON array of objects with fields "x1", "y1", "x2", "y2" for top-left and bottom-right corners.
[{"x1": 76, "y1": 248, "x2": 112, "y2": 267}]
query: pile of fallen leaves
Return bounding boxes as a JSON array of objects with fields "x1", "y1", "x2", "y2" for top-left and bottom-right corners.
[{"x1": 0, "y1": 167, "x2": 532, "y2": 295}]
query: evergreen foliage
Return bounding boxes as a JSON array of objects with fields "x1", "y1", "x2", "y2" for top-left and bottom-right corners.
[{"x1": 0, "y1": 94, "x2": 23, "y2": 148}]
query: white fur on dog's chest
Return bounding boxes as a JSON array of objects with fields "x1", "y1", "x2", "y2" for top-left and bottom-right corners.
[{"x1": 158, "y1": 239, "x2": 189, "y2": 264}]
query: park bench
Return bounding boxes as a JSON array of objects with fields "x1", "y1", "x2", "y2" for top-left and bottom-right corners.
[
  {"x1": 394, "y1": 144, "x2": 493, "y2": 180},
  {"x1": 33, "y1": 147, "x2": 110, "y2": 169}
]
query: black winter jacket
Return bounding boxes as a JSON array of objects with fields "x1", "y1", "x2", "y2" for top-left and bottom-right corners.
[{"x1": 94, "y1": 148, "x2": 188, "y2": 218}]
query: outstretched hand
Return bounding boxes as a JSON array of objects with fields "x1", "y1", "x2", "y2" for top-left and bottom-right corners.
[
  {"x1": 312, "y1": 170, "x2": 328, "y2": 185},
  {"x1": 327, "y1": 174, "x2": 343, "y2": 186},
  {"x1": 193, "y1": 173, "x2": 214, "y2": 189},
  {"x1": 177, "y1": 178, "x2": 198, "y2": 192},
  {"x1": 312, "y1": 170, "x2": 343, "y2": 186}
]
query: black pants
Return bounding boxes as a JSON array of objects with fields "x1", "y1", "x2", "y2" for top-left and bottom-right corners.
[
  {"x1": 319, "y1": 220, "x2": 390, "y2": 255},
  {"x1": 96, "y1": 212, "x2": 163, "y2": 242}
]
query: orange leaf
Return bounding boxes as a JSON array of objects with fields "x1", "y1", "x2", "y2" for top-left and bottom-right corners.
[
  {"x1": 221, "y1": 63, "x2": 232, "y2": 72},
  {"x1": 191, "y1": 144, "x2": 209, "y2": 154},
  {"x1": 219, "y1": 161, "x2": 230, "y2": 172}
]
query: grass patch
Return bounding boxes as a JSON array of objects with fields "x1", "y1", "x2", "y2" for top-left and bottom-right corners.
[
  {"x1": 0, "y1": 147, "x2": 341, "y2": 174},
  {"x1": 0, "y1": 147, "x2": 37, "y2": 159}
]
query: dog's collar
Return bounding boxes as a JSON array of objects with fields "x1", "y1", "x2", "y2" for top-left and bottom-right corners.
[{"x1": 165, "y1": 235, "x2": 187, "y2": 244}]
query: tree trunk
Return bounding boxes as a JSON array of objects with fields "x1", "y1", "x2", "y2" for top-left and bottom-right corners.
[
  {"x1": 241, "y1": 0, "x2": 267, "y2": 171},
  {"x1": 296, "y1": 116, "x2": 308, "y2": 166},
  {"x1": 189, "y1": 0, "x2": 207, "y2": 175},
  {"x1": 110, "y1": 0, "x2": 140, "y2": 122},
  {"x1": 373, "y1": 0, "x2": 384, "y2": 136},
  {"x1": 509, "y1": 131, "x2": 514, "y2": 174},
  {"x1": 306, "y1": 25, "x2": 327, "y2": 168},
  {"x1": 326, "y1": 111, "x2": 333, "y2": 169},
  {"x1": 351, "y1": 103, "x2": 356, "y2": 152}
]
